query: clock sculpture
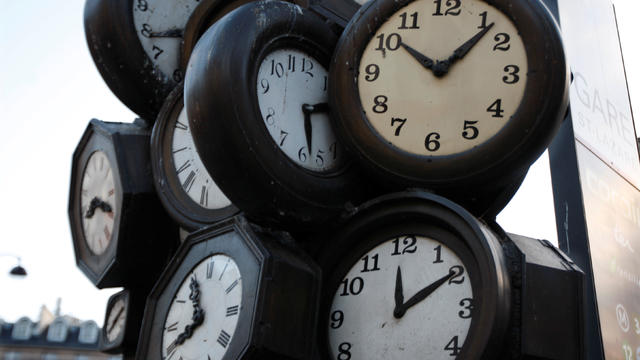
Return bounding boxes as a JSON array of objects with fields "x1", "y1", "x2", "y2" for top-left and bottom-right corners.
[
  {"x1": 84, "y1": 0, "x2": 252, "y2": 121},
  {"x1": 151, "y1": 83, "x2": 239, "y2": 231},
  {"x1": 68, "y1": 119, "x2": 178, "y2": 288},
  {"x1": 185, "y1": 0, "x2": 370, "y2": 230},
  {"x1": 135, "y1": 216, "x2": 321, "y2": 360},
  {"x1": 318, "y1": 191, "x2": 511, "y2": 359},
  {"x1": 330, "y1": 0, "x2": 569, "y2": 201}
]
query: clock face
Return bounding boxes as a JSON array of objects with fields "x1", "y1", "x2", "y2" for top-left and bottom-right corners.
[
  {"x1": 105, "y1": 298, "x2": 127, "y2": 343},
  {"x1": 132, "y1": 0, "x2": 201, "y2": 83},
  {"x1": 328, "y1": 235, "x2": 473, "y2": 359},
  {"x1": 257, "y1": 48, "x2": 345, "y2": 173},
  {"x1": 358, "y1": 0, "x2": 527, "y2": 156},
  {"x1": 80, "y1": 150, "x2": 116, "y2": 255},
  {"x1": 172, "y1": 107, "x2": 232, "y2": 210},
  {"x1": 162, "y1": 254, "x2": 242, "y2": 360}
]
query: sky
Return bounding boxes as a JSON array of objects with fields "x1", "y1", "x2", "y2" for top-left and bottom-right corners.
[{"x1": 0, "y1": 0, "x2": 638, "y2": 325}]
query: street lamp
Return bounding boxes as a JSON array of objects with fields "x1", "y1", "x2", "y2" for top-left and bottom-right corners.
[{"x1": 0, "y1": 253, "x2": 27, "y2": 277}]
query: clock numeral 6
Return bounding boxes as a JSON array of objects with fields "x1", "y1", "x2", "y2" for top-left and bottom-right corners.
[
  {"x1": 372, "y1": 95, "x2": 388, "y2": 113},
  {"x1": 339, "y1": 277, "x2": 364, "y2": 296},
  {"x1": 425, "y1": 132, "x2": 441, "y2": 152},
  {"x1": 330, "y1": 310, "x2": 344, "y2": 329},
  {"x1": 444, "y1": 335, "x2": 463, "y2": 356},
  {"x1": 337, "y1": 342, "x2": 352, "y2": 360},
  {"x1": 364, "y1": 64, "x2": 380, "y2": 82},
  {"x1": 458, "y1": 298, "x2": 474, "y2": 319},
  {"x1": 462, "y1": 120, "x2": 479, "y2": 140},
  {"x1": 298, "y1": 147, "x2": 308, "y2": 162}
]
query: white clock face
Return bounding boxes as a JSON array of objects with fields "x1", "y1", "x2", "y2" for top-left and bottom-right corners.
[
  {"x1": 105, "y1": 298, "x2": 127, "y2": 343},
  {"x1": 172, "y1": 107, "x2": 232, "y2": 209},
  {"x1": 132, "y1": 0, "x2": 201, "y2": 82},
  {"x1": 162, "y1": 254, "x2": 242, "y2": 360},
  {"x1": 257, "y1": 48, "x2": 345, "y2": 173},
  {"x1": 80, "y1": 150, "x2": 116, "y2": 256},
  {"x1": 358, "y1": 0, "x2": 527, "y2": 156},
  {"x1": 328, "y1": 235, "x2": 473, "y2": 359}
]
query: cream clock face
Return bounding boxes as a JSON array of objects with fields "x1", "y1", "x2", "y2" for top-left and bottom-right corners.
[
  {"x1": 358, "y1": 0, "x2": 527, "y2": 156},
  {"x1": 171, "y1": 107, "x2": 232, "y2": 210},
  {"x1": 257, "y1": 48, "x2": 345, "y2": 173},
  {"x1": 105, "y1": 298, "x2": 127, "y2": 343},
  {"x1": 162, "y1": 254, "x2": 242, "y2": 360},
  {"x1": 328, "y1": 236, "x2": 473, "y2": 359},
  {"x1": 132, "y1": 0, "x2": 201, "y2": 82},
  {"x1": 80, "y1": 150, "x2": 116, "y2": 256}
]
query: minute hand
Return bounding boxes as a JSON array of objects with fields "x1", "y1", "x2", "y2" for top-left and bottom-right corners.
[
  {"x1": 395, "y1": 269, "x2": 456, "y2": 317},
  {"x1": 446, "y1": 22, "x2": 495, "y2": 66}
]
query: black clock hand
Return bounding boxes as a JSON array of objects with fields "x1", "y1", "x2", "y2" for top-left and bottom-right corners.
[
  {"x1": 440, "y1": 22, "x2": 495, "y2": 74},
  {"x1": 393, "y1": 266, "x2": 404, "y2": 318},
  {"x1": 399, "y1": 42, "x2": 435, "y2": 71},
  {"x1": 301, "y1": 103, "x2": 330, "y2": 153},
  {"x1": 394, "y1": 268, "x2": 456, "y2": 318},
  {"x1": 149, "y1": 28, "x2": 184, "y2": 38},
  {"x1": 107, "y1": 306, "x2": 125, "y2": 334},
  {"x1": 174, "y1": 276, "x2": 206, "y2": 346},
  {"x1": 85, "y1": 197, "x2": 113, "y2": 218}
]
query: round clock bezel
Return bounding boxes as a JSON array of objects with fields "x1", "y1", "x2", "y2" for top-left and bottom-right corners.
[
  {"x1": 70, "y1": 129, "x2": 124, "y2": 281},
  {"x1": 151, "y1": 83, "x2": 239, "y2": 230},
  {"x1": 330, "y1": 0, "x2": 569, "y2": 187},
  {"x1": 135, "y1": 224, "x2": 262, "y2": 359},
  {"x1": 185, "y1": 1, "x2": 369, "y2": 229},
  {"x1": 318, "y1": 191, "x2": 511, "y2": 359}
]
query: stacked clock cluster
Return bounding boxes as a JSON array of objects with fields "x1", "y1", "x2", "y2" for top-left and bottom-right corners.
[{"x1": 68, "y1": 0, "x2": 585, "y2": 359}]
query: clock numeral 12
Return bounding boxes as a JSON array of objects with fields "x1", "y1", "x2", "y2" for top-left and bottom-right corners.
[{"x1": 391, "y1": 236, "x2": 417, "y2": 255}]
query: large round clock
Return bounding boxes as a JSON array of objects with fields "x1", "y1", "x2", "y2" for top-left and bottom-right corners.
[
  {"x1": 330, "y1": 0, "x2": 568, "y2": 190},
  {"x1": 135, "y1": 216, "x2": 321, "y2": 359},
  {"x1": 68, "y1": 119, "x2": 178, "y2": 288},
  {"x1": 318, "y1": 191, "x2": 511, "y2": 359},
  {"x1": 185, "y1": 0, "x2": 369, "y2": 229},
  {"x1": 84, "y1": 0, "x2": 251, "y2": 120},
  {"x1": 151, "y1": 83, "x2": 239, "y2": 230}
]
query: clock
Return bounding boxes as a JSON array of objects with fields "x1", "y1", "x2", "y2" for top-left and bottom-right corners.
[
  {"x1": 330, "y1": 0, "x2": 569, "y2": 191},
  {"x1": 185, "y1": 0, "x2": 369, "y2": 229},
  {"x1": 151, "y1": 83, "x2": 239, "y2": 230},
  {"x1": 135, "y1": 215, "x2": 321, "y2": 359},
  {"x1": 68, "y1": 119, "x2": 178, "y2": 288},
  {"x1": 84, "y1": 0, "x2": 251, "y2": 120},
  {"x1": 101, "y1": 289, "x2": 147, "y2": 355},
  {"x1": 318, "y1": 190, "x2": 511, "y2": 359}
]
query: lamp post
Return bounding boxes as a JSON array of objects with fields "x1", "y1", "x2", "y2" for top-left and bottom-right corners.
[{"x1": 0, "y1": 253, "x2": 27, "y2": 277}]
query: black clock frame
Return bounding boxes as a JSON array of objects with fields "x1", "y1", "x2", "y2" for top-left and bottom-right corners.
[
  {"x1": 329, "y1": 0, "x2": 569, "y2": 190},
  {"x1": 135, "y1": 216, "x2": 321, "y2": 359},
  {"x1": 68, "y1": 119, "x2": 178, "y2": 288},
  {"x1": 84, "y1": 0, "x2": 250, "y2": 121},
  {"x1": 185, "y1": 0, "x2": 370, "y2": 230},
  {"x1": 317, "y1": 191, "x2": 512, "y2": 359},
  {"x1": 100, "y1": 288, "x2": 147, "y2": 355},
  {"x1": 151, "y1": 83, "x2": 240, "y2": 231}
]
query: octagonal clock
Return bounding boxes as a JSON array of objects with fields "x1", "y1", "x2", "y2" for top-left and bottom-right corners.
[{"x1": 68, "y1": 119, "x2": 178, "y2": 288}]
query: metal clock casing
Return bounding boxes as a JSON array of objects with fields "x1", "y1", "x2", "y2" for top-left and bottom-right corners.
[
  {"x1": 135, "y1": 216, "x2": 321, "y2": 360},
  {"x1": 83, "y1": 0, "x2": 251, "y2": 121},
  {"x1": 68, "y1": 119, "x2": 178, "y2": 288},
  {"x1": 185, "y1": 1, "x2": 371, "y2": 230},
  {"x1": 100, "y1": 289, "x2": 147, "y2": 355},
  {"x1": 151, "y1": 83, "x2": 239, "y2": 231},
  {"x1": 329, "y1": 0, "x2": 569, "y2": 197},
  {"x1": 317, "y1": 191, "x2": 511, "y2": 359}
]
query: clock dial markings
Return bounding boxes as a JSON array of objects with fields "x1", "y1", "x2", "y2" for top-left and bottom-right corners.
[
  {"x1": 216, "y1": 329, "x2": 231, "y2": 348},
  {"x1": 80, "y1": 151, "x2": 116, "y2": 255}
]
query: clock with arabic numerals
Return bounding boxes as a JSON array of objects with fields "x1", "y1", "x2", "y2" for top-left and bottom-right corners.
[
  {"x1": 68, "y1": 119, "x2": 178, "y2": 288},
  {"x1": 100, "y1": 289, "x2": 147, "y2": 355},
  {"x1": 318, "y1": 191, "x2": 511, "y2": 359},
  {"x1": 84, "y1": 0, "x2": 252, "y2": 121},
  {"x1": 185, "y1": 0, "x2": 369, "y2": 230},
  {"x1": 135, "y1": 215, "x2": 321, "y2": 360},
  {"x1": 151, "y1": 83, "x2": 239, "y2": 230},
  {"x1": 330, "y1": 0, "x2": 568, "y2": 193}
]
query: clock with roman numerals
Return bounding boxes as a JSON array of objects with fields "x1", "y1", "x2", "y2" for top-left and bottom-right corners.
[
  {"x1": 135, "y1": 216, "x2": 322, "y2": 360},
  {"x1": 330, "y1": 0, "x2": 568, "y2": 195},
  {"x1": 151, "y1": 84, "x2": 239, "y2": 231},
  {"x1": 185, "y1": 0, "x2": 369, "y2": 230},
  {"x1": 68, "y1": 119, "x2": 178, "y2": 288},
  {"x1": 317, "y1": 191, "x2": 512, "y2": 359}
]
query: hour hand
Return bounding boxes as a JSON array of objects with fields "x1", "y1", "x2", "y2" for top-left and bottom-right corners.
[
  {"x1": 400, "y1": 42, "x2": 435, "y2": 71},
  {"x1": 393, "y1": 266, "x2": 405, "y2": 318}
]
